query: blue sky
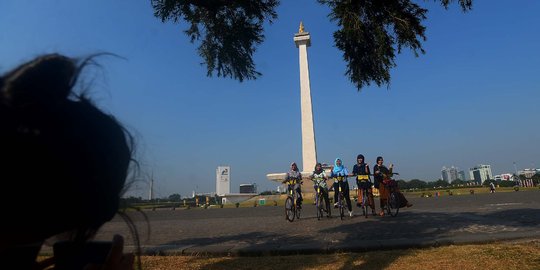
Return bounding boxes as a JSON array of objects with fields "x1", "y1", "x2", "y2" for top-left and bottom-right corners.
[{"x1": 1, "y1": 1, "x2": 539, "y2": 198}]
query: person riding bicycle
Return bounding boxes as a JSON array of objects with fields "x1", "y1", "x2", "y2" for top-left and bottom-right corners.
[
  {"x1": 282, "y1": 162, "x2": 303, "y2": 208},
  {"x1": 373, "y1": 156, "x2": 412, "y2": 216},
  {"x1": 331, "y1": 158, "x2": 353, "y2": 217},
  {"x1": 352, "y1": 154, "x2": 376, "y2": 216},
  {"x1": 311, "y1": 163, "x2": 331, "y2": 215},
  {"x1": 489, "y1": 182, "x2": 496, "y2": 193}
]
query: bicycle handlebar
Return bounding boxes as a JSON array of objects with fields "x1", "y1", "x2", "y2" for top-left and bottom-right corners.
[
  {"x1": 283, "y1": 179, "x2": 302, "y2": 185},
  {"x1": 330, "y1": 176, "x2": 348, "y2": 181},
  {"x1": 311, "y1": 178, "x2": 327, "y2": 184},
  {"x1": 347, "y1": 173, "x2": 399, "y2": 176},
  {"x1": 377, "y1": 172, "x2": 399, "y2": 176}
]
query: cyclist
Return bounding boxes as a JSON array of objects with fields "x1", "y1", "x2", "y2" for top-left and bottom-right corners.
[
  {"x1": 282, "y1": 162, "x2": 303, "y2": 208},
  {"x1": 373, "y1": 156, "x2": 412, "y2": 216},
  {"x1": 311, "y1": 162, "x2": 331, "y2": 215},
  {"x1": 331, "y1": 158, "x2": 353, "y2": 217},
  {"x1": 352, "y1": 154, "x2": 376, "y2": 216},
  {"x1": 489, "y1": 182, "x2": 496, "y2": 193}
]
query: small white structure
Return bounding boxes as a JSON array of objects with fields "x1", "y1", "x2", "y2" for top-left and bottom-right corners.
[
  {"x1": 221, "y1": 193, "x2": 257, "y2": 205},
  {"x1": 493, "y1": 173, "x2": 515, "y2": 181},
  {"x1": 216, "y1": 166, "x2": 230, "y2": 196}
]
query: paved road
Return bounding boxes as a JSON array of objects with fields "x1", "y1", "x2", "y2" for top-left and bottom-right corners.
[{"x1": 41, "y1": 190, "x2": 540, "y2": 255}]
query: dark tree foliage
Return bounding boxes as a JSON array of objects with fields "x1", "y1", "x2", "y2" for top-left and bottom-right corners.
[
  {"x1": 451, "y1": 179, "x2": 465, "y2": 185},
  {"x1": 120, "y1": 196, "x2": 144, "y2": 206},
  {"x1": 168, "y1": 193, "x2": 182, "y2": 201},
  {"x1": 432, "y1": 179, "x2": 449, "y2": 187},
  {"x1": 151, "y1": 0, "x2": 279, "y2": 81},
  {"x1": 408, "y1": 179, "x2": 428, "y2": 189},
  {"x1": 151, "y1": 0, "x2": 472, "y2": 89},
  {"x1": 318, "y1": 0, "x2": 471, "y2": 89},
  {"x1": 497, "y1": 180, "x2": 515, "y2": 188},
  {"x1": 397, "y1": 179, "x2": 408, "y2": 189},
  {"x1": 483, "y1": 179, "x2": 496, "y2": 187}
]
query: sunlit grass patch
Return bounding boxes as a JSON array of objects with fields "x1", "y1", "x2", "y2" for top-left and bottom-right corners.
[{"x1": 134, "y1": 240, "x2": 540, "y2": 270}]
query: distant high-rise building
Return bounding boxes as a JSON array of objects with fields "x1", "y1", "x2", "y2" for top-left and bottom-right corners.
[
  {"x1": 441, "y1": 166, "x2": 460, "y2": 183},
  {"x1": 469, "y1": 164, "x2": 493, "y2": 184},
  {"x1": 441, "y1": 168, "x2": 449, "y2": 182},
  {"x1": 458, "y1": 170, "x2": 466, "y2": 181}
]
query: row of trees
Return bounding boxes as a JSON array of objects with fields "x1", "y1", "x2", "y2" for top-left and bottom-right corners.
[
  {"x1": 125, "y1": 174, "x2": 539, "y2": 203},
  {"x1": 394, "y1": 175, "x2": 540, "y2": 190},
  {"x1": 387, "y1": 179, "x2": 477, "y2": 190},
  {"x1": 121, "y1": 193, "x2": 184, "y2": 204}
]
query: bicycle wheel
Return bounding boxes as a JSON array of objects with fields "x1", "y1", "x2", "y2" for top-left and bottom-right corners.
[
  {"x1": 285, "y1": 196, "x2": 295, "y2": 222},
  {"x1": 326, "y1": 198, "x2": 332, "y2": 218},
  {"x1": 295, "y1": 193, "x2": 301, "y2": 219},
  {"x1": 316, "y1": 193, "x2": 323, "y2": 220},
  {"x1": 387, "y1": 191, "x2": 400, "y2": 217},
  {"x1": 368, "y1": 192, "x2": 376, "y2": 216},
  {"x1": 362, "y1": 191, "x2": 368, "y2": 218},
  {"x1": 339, "y1": 193, "x2": 345, "y2": 220}
]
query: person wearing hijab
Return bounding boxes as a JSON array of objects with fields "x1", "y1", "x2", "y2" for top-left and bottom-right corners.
[
  {"x1": 331, "y1": 158, "x2": 353, "y2": 217},
  {"x1": 311, "y1": 163, "x2": 331, "y2": 217},
  {"x1": 352, "y1": 154, "x2": 376, "y2": 216},
  {"x1": 373, "y1": 156, "x2": 412, "y2": 216},
  {"x1": 282, "y1": 162, "x2": 303, "y2": 208},
  {"x1": 373, "y1": 156, "x2": 391, "y2": 216}
]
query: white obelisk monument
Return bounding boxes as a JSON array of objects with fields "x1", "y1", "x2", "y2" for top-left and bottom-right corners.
[
  {"x1": 294, "y1": 22, "x2": 317, "y2": 173},
  {"x1": 266, "y1": 22, "x2": 318, "y2": 183}
]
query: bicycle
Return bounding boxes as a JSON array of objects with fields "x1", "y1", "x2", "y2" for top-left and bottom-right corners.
[
  {"x1": 284, "y1": 180, "x2": 301, "y2": 222},
  {"x1": 356, "y1": 175, "x2": 374, "y2": 218},
  {"x1": 313, "y1": 178, "x2": 331, "y2": 220},
  {"x1": 382, "y1": 172, "x2": 400, "y2": 217},
  {"x1": 331, "y1": 176, "x2": 347, "y2": 220}
]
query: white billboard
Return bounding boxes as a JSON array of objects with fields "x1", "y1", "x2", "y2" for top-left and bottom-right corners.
[{"x1": 216, "y1": 166, "x2": 230, "y2": 196}]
